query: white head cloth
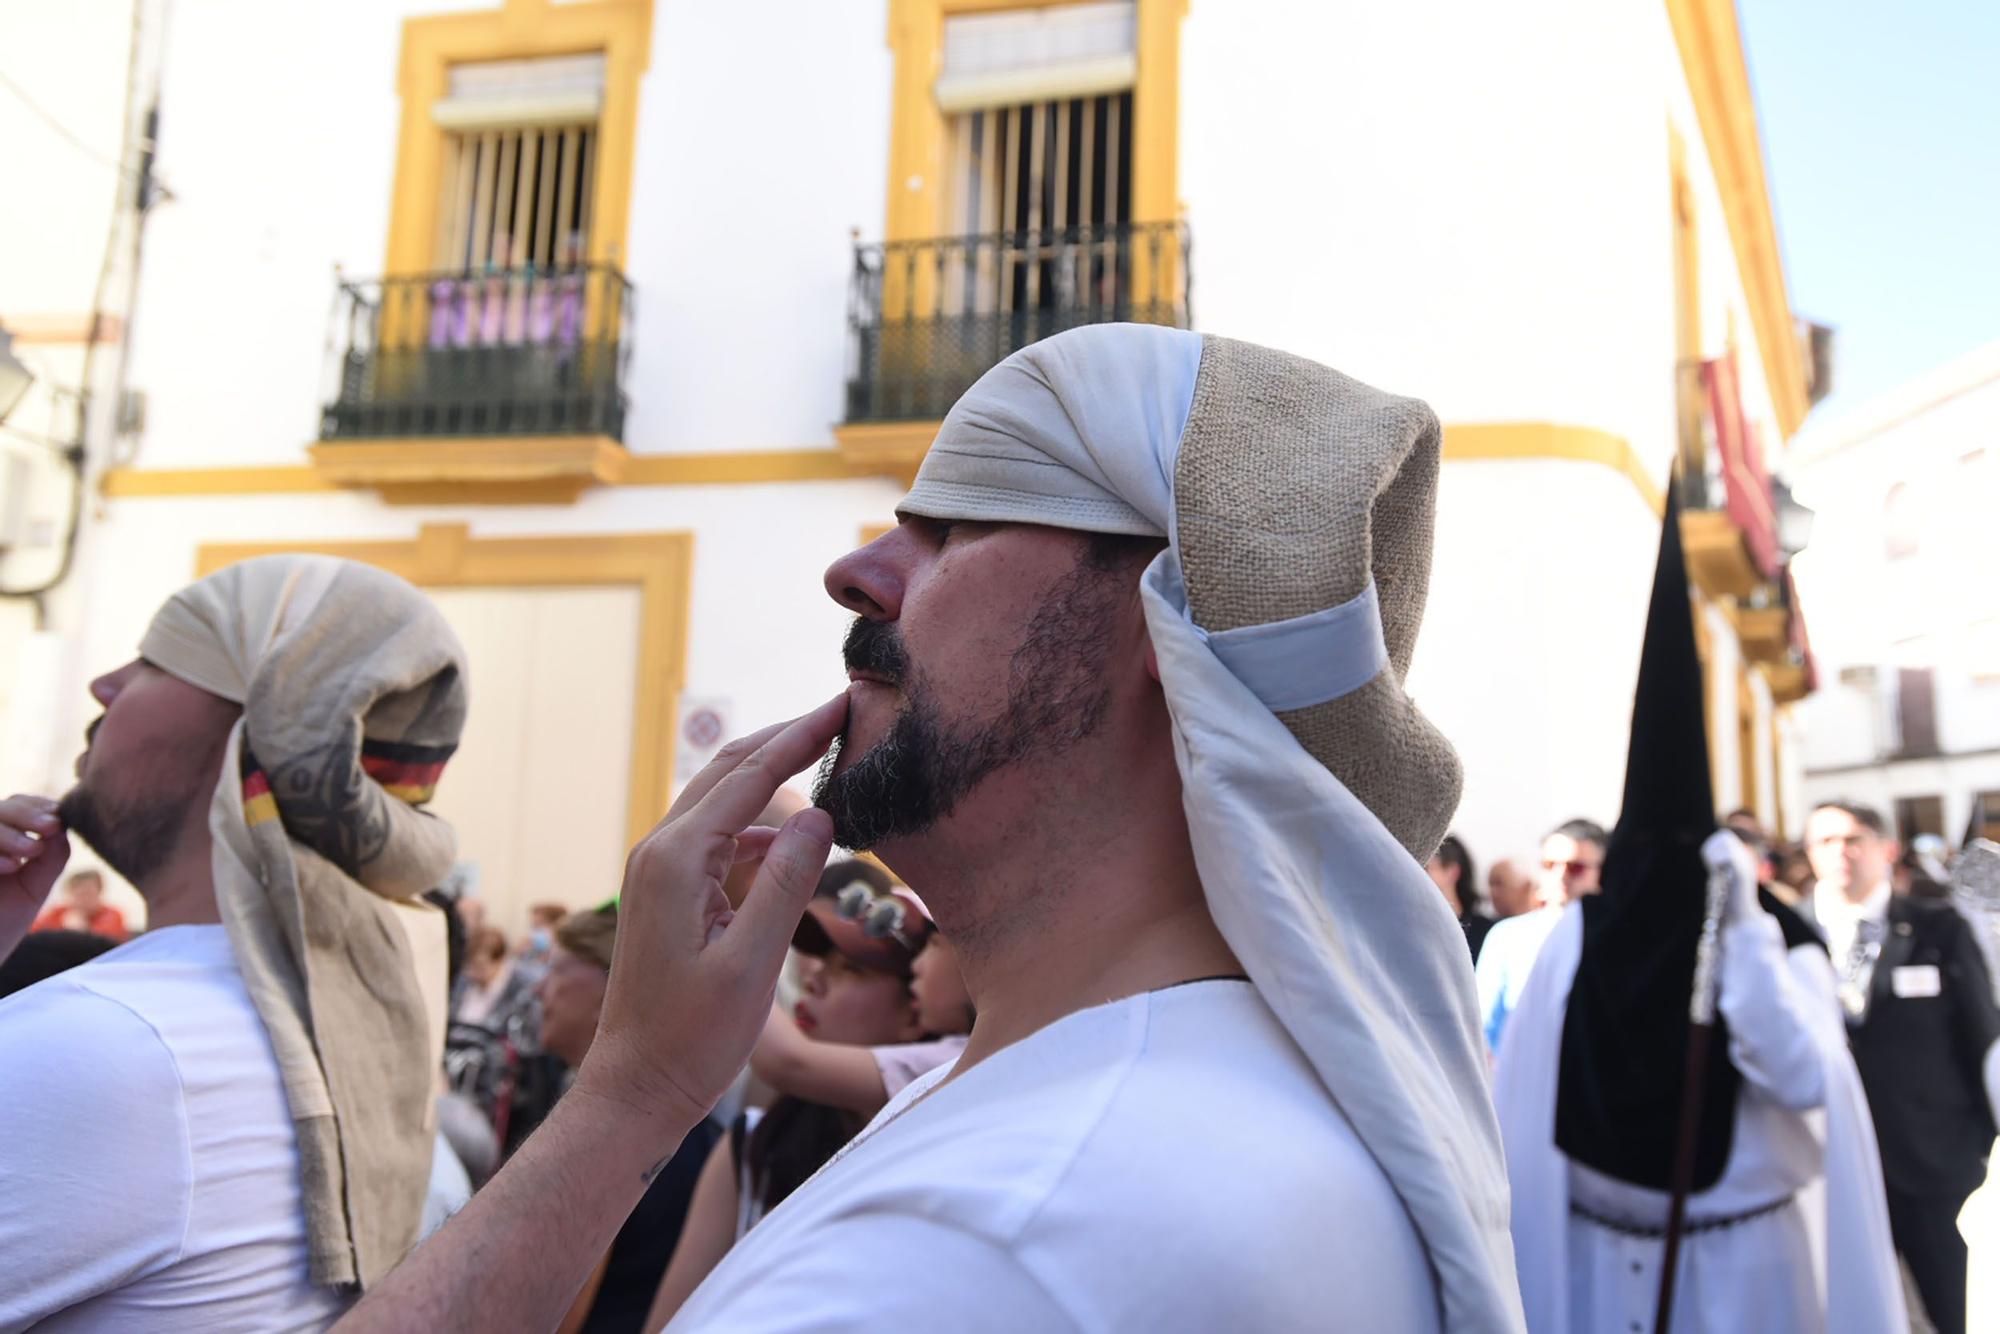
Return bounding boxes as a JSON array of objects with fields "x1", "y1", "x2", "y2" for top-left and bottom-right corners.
[{"x1": 901, "y1": 325, "x2": 1523, "y2": 1332}]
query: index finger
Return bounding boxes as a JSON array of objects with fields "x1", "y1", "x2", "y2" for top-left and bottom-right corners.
[
  {"x1": 664, "y1": 717, "x2": 794, "y2": 824},
  {"x1": 691, "y1": 694, "x2": 847, "y2": 836}
]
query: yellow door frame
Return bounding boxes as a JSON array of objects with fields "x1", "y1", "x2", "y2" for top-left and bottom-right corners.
[
  {"x1": 195, "y1": 523, "x2": 691, "y2": 848},
  {"x1": 384, "y1": 0, "x2": 655, "y2": 277}
]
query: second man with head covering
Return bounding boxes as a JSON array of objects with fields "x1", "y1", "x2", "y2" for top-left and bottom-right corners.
[{"x1": 0, "y1": 555, "x2": 468, "y2": 1330}]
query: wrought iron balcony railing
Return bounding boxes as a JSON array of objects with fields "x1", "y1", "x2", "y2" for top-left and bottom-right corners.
[
  {"x1": 846, "y1": 221, "x2": 1192, "y2": 423},
  {"x1": 319, "y1": 264, "x2": 633, "y2": 441}
]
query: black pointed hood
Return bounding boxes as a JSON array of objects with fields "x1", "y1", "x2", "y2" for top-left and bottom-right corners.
[{"x1": 1555, "y1": 479, "x2": 1740, "y2": 1191}]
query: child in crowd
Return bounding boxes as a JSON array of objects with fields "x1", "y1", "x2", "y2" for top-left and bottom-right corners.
[{"x1": 642, "y1": 867, "x2": 974, "y2": 1330}]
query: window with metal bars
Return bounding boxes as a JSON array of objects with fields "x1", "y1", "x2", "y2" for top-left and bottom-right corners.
[
  {"x1": 436, "y1": 124, "x2": 597, "y2": 276},
  {"x1": 942, "y1": 91, "x2": 1133, "y2": 317}
]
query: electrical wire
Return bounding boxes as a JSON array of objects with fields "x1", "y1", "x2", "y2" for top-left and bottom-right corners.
[
  {"x1": 0, "y1": 0, "x2": 153, "y2": 613},
  {"x1": 0, "y1": 67, "x2": 134, "y2": 180}
]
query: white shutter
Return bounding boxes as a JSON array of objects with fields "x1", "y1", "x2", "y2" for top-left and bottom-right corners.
[
  {"x1": 433, "y1": 53, "x2": 607, "y2": 131},
  {"x1": 935, "y1": 2, "x2": 1135, "y2": 113}
]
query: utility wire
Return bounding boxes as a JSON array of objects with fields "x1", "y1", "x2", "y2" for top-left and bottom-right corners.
[{"x1": 0, "y1": 66, "x2": 134, "y2": 178}]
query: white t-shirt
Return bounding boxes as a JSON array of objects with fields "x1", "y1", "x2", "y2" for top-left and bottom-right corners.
[
  {"x1": 669, "y1": 979, "x2": 1440, "y2": 1332},
  {"x1": 0, "y1": 926, "x2": 352, "y2": 1333},
  {"x1": 1475, "y1": 904, "x2": 1565, "y2": 1056}
]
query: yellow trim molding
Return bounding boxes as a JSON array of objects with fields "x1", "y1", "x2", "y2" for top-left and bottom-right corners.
[
  {"x1": 102, "y1": 424, "x2": 1669, "y2": 511},
  {"x1": 385, "y1": 0, "x2": 653, "y2": 275},
  {"x1": 882, "y1": 0, "x2": 1186, "y2": 244},
  {"x1": 102, "y1": 448, "x2": 883, "y2": 498},
  {"x1": 1690, "y1": 588, "x2": 1720, "y2": 798},
  {"x1": 1736, "y1": 661, "x2": 1760, "y2": 814},
  {"x1": 307, "y1": 434, "x2": 628, "y2": 504},
  {"x1": 1666, "y1": 0, "x2": 1809, "y2": 437},
  {"x1": 101, "y1": 466, "x2": 341, "y2": 497},
  {"x1": 195, "y1": 523, "x2": 690, "y2": 847},
  {"x1": 831, "y1": 420, "x2": 939, "y2": 483},
  {"x1": 1441, "y1": 424, "x2": 1664, "y2": 515},
  {"x1": 621, "y1": 450, "x2": 861, "y2": 486},
  {"x1": 4, "y1": 313, "x2": 125, "y2": 346}
]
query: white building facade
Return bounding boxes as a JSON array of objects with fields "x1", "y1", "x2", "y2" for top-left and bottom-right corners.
[
  {"x1": 1790, "y1": 340, "x2": 2000, "y2": 847},
  {"x1": 0, "y1": 0, "x2": 1819, "y2": 931}
]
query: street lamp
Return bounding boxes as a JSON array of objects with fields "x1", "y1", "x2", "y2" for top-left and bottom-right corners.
[
  {"x1": 0, "y1": 327, "x2": 33, "y2": 425},
  {"x1": 1773, "y1": 478, "x2": 1815, "y2": 557}
]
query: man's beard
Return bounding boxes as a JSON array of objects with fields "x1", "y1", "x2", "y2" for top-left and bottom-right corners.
[
  {"x1": 813, "y1": 553, "x2": 1125, "y2": 850},
  {"x1": 58, "y1": 781, "x2": 196, "y2": 887}
]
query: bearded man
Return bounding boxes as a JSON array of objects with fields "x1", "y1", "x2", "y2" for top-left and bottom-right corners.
[
  {"x1": 0, "y1": 557, "x2": 466, "y2": 1329},
  {"x1": 338, "y1": 325, "x2": 1524, "y2": 1333}
]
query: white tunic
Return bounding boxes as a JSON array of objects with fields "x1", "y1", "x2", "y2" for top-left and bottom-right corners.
[
  {"x1": 0, "y1": 927, "x2": 352, "y2": 1333},
  {"x1": 1493, "y1": 906, "x2": 1905, "y2": 1334},
  {"x1": 668, "y1": 979, "x2": 1440, "y2": 1332}
]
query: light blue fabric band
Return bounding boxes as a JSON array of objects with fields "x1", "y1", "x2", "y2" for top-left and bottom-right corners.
[{"x1": 1199, "y1": 580, "x2": 1390, "y2": 713}]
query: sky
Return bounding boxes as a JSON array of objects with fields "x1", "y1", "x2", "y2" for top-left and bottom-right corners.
[{"x1": 1738, "y1": 0, "x2": 2000, "y2": 424}]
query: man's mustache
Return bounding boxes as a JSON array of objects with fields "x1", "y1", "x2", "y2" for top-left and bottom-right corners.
[
  {"x1": 83, "y1": 715, "x2": 103, "y2": 748},
  {"x1": 843, "y1": 617, "x2": 908, "y2": 686}
]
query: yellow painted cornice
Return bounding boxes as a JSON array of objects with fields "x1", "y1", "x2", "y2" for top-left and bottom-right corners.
[
  {"x1": 101, "y1": 421, "x2": 1667, "y2": 513},
  {"x1": 1665, "y1": 0, "x2": 1810, "y2": 437},
  {"x1": 102, "y1": 446, "x2": 881, "y2": 499}
]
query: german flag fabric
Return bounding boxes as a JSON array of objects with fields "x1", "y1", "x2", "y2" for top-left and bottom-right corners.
[{"x1": 359, "y1": 737, "x2": 454, "y2": 806}]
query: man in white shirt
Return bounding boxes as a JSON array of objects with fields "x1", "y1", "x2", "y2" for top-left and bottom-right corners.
[
  {"x1": 0, "y1": 557, "x2": 470, "y2": 1330},
  {"x1": 338, "y1": 328, "x2": 1523, "y2": 1332},
  {"x1": 1804, "y1": 800, "x2": 2000, "y2": 1334},
  {"x1": 0, "y1": 922, "x2": 354, "y2": 1332}
]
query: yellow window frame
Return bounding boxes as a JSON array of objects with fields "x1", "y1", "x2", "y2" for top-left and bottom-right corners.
[
  {"x1": 383, "y1": 0, "x2": 654, "y2": 278},
  {"x1": 884, "y1": 0, "x2": 1185, "y2": 241}
]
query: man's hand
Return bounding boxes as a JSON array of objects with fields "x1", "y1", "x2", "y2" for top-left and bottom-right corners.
[
  {"x1": 574, "y1": 695, "x2": 846, "y2": 1142},
  {"x1": 0, "y1": 796, "x2": 68, "y2": 960},
  {"x1": 332, "y1": 698, "x2": 849, "y2": 1334}
]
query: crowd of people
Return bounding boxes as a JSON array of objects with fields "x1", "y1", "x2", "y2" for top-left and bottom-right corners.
[
  {"x1": 1424, "y1": 806, "x2": 2000, "y2": 1333},
  {"x1": 0, "y1": 324, "x2": 1995, "y2": 1333}
]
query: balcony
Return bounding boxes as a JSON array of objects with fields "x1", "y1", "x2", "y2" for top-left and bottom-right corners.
[
  {"x1": 1676, "y1": 352, "x2": 1819, "y2": 702},
  {"x1": 839, "y1": 221, "x2": 1191, "y2": 466},
  {"x1": 1677, "y1": 351, "x2": 1780, "y2": 601},
  {"x1": 312, "y1": 265, "x2": 634, "y2": 502}
]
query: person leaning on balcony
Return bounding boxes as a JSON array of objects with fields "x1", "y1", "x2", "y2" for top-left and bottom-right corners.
[
  {"x1": 0, "y1": 556, "x2": 467, "y2": 1330},
  {"x1": 333, "y1": 325, "x2": 1524, "y2": 1334}
]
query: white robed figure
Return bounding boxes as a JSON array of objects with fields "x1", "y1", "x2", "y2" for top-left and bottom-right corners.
[
  {"x1": 1491, "y1": 485, "x2": 1903, "y2": 1334},
  {"x1": 1948, "y1": 840, "x2": 2000, "y2": 1333}
]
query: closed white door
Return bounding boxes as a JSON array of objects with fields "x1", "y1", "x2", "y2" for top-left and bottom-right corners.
[{"x1": 424, "y1": 584, "x2": 640, "y2": 941}]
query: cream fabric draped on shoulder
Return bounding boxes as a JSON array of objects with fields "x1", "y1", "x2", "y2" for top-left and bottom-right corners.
[{"x1": 140, "y1": 554, "x2": 467, "y2": 1289}]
